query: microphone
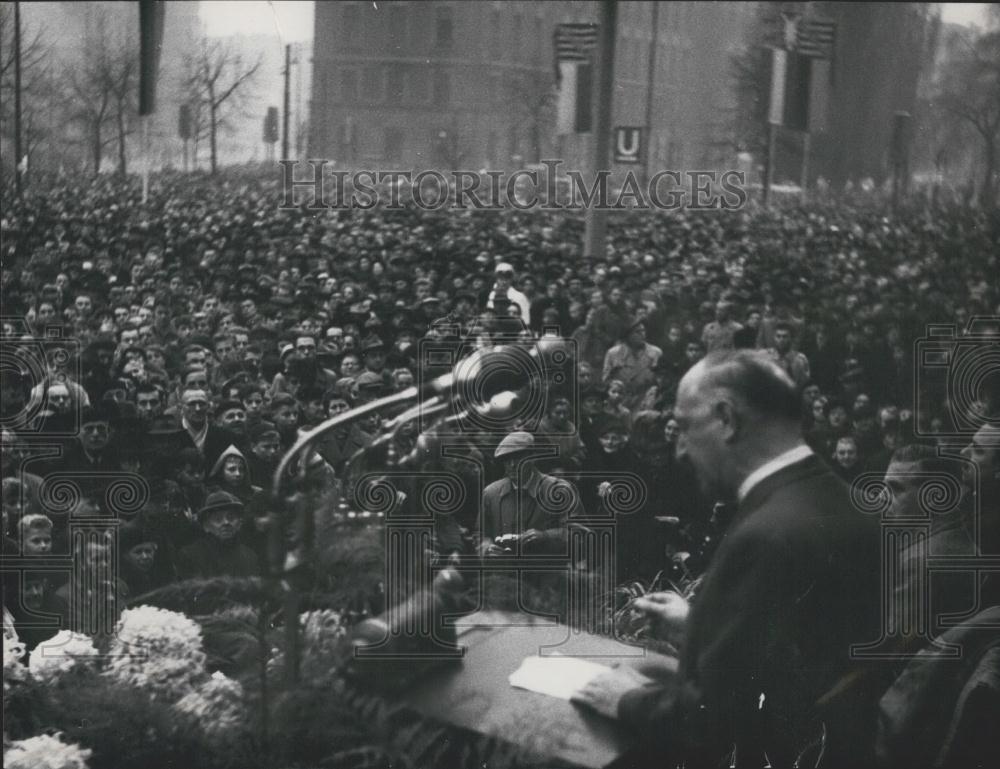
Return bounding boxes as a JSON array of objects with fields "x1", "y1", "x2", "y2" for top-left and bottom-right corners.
[{"x1": 395, "y1": 390, "x2": 524, "y2": 469}]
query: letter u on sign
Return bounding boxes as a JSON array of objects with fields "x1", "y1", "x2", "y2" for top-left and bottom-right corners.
[{"x1": 614, "y1": 127, "x2": 642, "y2": 164}]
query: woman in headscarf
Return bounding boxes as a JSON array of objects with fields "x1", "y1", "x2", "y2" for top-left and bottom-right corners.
[{"x1": 207, "y1": 444, "x2": 269, "y2": 560}]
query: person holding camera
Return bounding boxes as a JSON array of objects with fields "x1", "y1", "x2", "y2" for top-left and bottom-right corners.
[{"x1": 478, "y1": 431, "x2": 581, "y2": 557}]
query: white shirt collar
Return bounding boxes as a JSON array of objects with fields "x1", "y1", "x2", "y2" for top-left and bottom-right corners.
[
  {"x1": 182, "y1": 417, "x2": 209, "y2": 449},
  {"x1": 737, "y1": 444, "x2": 814, "y2": 503}
]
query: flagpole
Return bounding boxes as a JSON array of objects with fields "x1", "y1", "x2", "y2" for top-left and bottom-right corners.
[
  {"x1": 13, "y1": 0, "x2": 23, "y2": 197},
  {"x1": 800, "y1": 130, "x2": 810, "y2": 202},
  {"x1": 642, "y1": 2, "x2": 659, "y2": 188},
  {"x1": 763, "y1": 122, "x2": 775, "y2": 206},
  {"x1": 142, "y1": 115, "x2": 149, "y2": 203},
  {"x1": 583, "y1": 0, "x2": 617, "y2": 260}
]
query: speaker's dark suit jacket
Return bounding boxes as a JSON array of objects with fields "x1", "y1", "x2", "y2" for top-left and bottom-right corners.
[{"x1": 619, "y1": 454, "x2": 882, "y2": 767}]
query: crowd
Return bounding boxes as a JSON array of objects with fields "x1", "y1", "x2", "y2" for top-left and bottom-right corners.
[{"x1": 1, "y1": 169, "x2": 999, "y2": 762}]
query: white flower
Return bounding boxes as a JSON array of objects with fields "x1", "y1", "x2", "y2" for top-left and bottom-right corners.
[
  {"x1": 104, "y1": 605, "x2": 207, "y2": 700},
  {"x1": 4, "y1": 634, "x2": 28, "y2": 692},
  {"x1": 174, "y1": 671, "x2": 245, "y2": 741},
  {"x1": 300, "y1": 609, "x2": 347, "y2": 646},
  {"x1": 28, "y1": 631, "x2": 99, "y2": 684},
  {"x1": 4, "y1": 732, "x2": 92, "y2": 769}
]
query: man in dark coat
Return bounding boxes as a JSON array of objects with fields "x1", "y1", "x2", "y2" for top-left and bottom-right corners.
[
  {"x1": 478, "y1": 431, "x2": 582, "y2": 557},
  {"x1": 572, "y1": 350, "x2": 881, "y2": 767},
  {"x1": 176, "y1": 491, "x2": 260, "y2": 580}
]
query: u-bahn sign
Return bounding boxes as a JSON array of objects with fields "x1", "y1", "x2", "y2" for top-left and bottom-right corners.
[{"x1": 614, "y1": 126, "x2": 643, "y2": 164}]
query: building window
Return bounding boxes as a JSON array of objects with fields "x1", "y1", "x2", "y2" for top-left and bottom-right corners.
[
  {"x1": 388, "y1": 65, "x2": 405, "y2": 102},
  {"x1": 487, "y1": 131, "x2": 499, "y2": 165},
  {"x1": 436, "y1": 7, "x2": 453, "y2": 48},
  {"x1": 364, "y1": 66, "x2": 383, "y2": 103},
  {"x1": 345, "y1": 5, "x2": 361, "y2": 49},
  {"x1": 389, "y1": 5, "x2": 407, "y2": 45},
  {"x1": 491, "y1": 9, "x2": 501, "y2": 59},
  {"x1": 409, "y1": 67, "x2": 428, "y2": 103},
  {"x1": 507, "y1": 124, "x2": 519, "y2": 161},
  {"x1": 490, "y1": 72, "x2": 504, "y2": 106},
  {"x1": 385, "y1": 127, "x2": 404, "y2": 160},
  {"x1": 433, "y1": 70, "x2": 450, "y2": 106},
  {"x1": 341, "y1": 69, "x2": 359, "y2": 103}
]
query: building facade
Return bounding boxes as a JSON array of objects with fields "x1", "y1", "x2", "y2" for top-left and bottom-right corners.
[{"x1": 308, "y1": 1, "x2": 752, "y2": 173}]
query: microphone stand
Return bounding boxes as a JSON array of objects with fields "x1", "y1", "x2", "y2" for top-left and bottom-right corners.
[{"x1": 269, "y1": 385, "x2": 433, "y2": 685}]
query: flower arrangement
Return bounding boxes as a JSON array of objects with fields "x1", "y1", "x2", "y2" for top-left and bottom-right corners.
[
  {"x1": 104, "y1": 605, "x2": 207, "y2": 700},
  {"x1": 173, "y1": 671, "x2": 245, "y2": 744},
  {"x1": 4, "y1": 633, "x2": 29, "y2": 693},
  {"x1": 28, "y1": 631, "x2": 99, "y2": 684},
  {"x1": 4, "y1": 732, "x2": 92, "y2": 769}
]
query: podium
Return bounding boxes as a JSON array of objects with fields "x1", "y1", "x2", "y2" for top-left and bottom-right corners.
[{"x1": 393, "y1": 610, "x2": 677, "y2": 769}]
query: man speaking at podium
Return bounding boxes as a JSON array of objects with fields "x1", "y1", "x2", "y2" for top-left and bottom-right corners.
[{"x1": 572, "y1": 350, "x2": 881, "y2": 767}]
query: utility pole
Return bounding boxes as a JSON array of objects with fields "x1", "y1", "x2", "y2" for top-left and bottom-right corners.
[
  {"x1": 643, "y1": 2, "x2": 659, "y2": 188},
  {"x1": 583, "y1": 0, "x2": 617, "y2": 260},
  {"x1": 282, "y1": 44, "x2": 291, "y2": 160},
  {"x1": 294, "y1": 43, "x2": 304, "y2": 158},
  {"x1": 14, "y1": 0, "x2": 23, "y2": 196}
]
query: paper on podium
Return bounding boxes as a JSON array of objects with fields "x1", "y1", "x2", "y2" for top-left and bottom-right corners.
[{"x1": 508, "y1": 655, "x2": 612, "y2": 700}]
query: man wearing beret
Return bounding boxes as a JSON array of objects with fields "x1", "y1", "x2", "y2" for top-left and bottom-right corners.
[{"x1": 479, "y1": 431, "x2": 582, "y2": 557}]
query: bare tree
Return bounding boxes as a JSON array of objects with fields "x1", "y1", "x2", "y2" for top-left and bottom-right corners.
[
  {"x1": 186, "y1": 38, "x2": 262, "y2": 174},
  {"x1": 107, "y1": 44, "x2": 138, "y2": 175},
  {"x1": 66, "y1": 47, "x2": 114, "y2": 175},
  {"x1": 61, "y1": 10, "x2": 141, "y2": 176},
  {"x1": 935, "y1": 22, "x2": 1000, "y2": 208},
  {"x1": 0, "y1": 2, "x2": 51, "y2": 181}
]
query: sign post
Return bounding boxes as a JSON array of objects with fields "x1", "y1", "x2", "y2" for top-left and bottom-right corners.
[{"x1": 613, "y1": 127, "x2": 642, "y2": 164}]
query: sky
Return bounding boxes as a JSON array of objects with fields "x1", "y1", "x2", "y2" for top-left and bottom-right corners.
[
  {"x1": 199, "y1": 1, "x2": 994, "y2": 41},
  {"x1": 940, "y1": 3, "x2": 992, "y2": 28},
  {"x1": 200, "y1": 1, "x2": 315, "y2": 42}
]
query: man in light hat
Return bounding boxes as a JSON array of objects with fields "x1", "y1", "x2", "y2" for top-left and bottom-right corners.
[
  {"x1": 479, "y1": 431, "x2": 581, "y2": 556},
  {"x1": 486, "y1": 262, "x2": 531, "y2": 326}
]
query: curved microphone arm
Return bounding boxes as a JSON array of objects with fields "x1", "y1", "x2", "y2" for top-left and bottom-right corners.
[{"x1": 271, "y1": 385, "x2": 422, "y2": 498}]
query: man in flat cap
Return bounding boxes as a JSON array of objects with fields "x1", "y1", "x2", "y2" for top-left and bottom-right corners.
[{"x1": 479, "y1": 431, "x2": 581, "y2": 557}]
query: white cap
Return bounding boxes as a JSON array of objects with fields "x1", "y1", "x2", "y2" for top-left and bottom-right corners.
[{"x1": 495, "y1": 262, "x2": 515, "y2": 275}]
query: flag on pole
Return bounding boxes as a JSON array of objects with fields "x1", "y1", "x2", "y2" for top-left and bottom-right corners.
[
  {"x1": 783, "y1": 52, "x2": 812, "y2": 132},
  {"x1": 554, "y1": 23, "x2": 598, "y2": 134},
  {"x1": 808, "y1": 58, "x2": 831, "y2": 133},
  {"x1": 139, "y1": 0, "x2": 166, "y2": 116},
  {"x1": 795, "y1": 18, "x2": 837, "y2": 59},
  {"x1": 768, "y1": 48, "x2": 787, "y2": 126}
]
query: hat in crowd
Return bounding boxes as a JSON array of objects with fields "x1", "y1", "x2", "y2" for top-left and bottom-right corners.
[
  {"x1": 352, "y1": 371, "x2": 385, "y2": 397},
  {"x1": 197, "y1": 490, "x2": 244, "y2": 522},
  {"x1": 494, "y1": 262, "x2": 515, "y2": 275},
  {"x1": 362, "y1": 334, "x2": 385, "y2": 352},
  {"x1": 80, "y1": 401, "x2": 118, "y2": 425},
  {"x1": 119, "y1": 521, "x2": 157, "y2": 551},
  {"x1": 597, "y1": 416, "x2": 630, "y2": 437},
  {"x1": 622, "y1": 317, "x2": 645, "y2": 338},
  {"x1": 249, "y1": 420, "x2": 280, "y2": 443},
  {"x1": 495, "y1": 430, "x2": 535, "y2": 459}
]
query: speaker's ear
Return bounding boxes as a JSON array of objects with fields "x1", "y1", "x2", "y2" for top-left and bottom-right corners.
[{"x1": 713, "y1": 398, "x2": 740, "y2": 442}]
